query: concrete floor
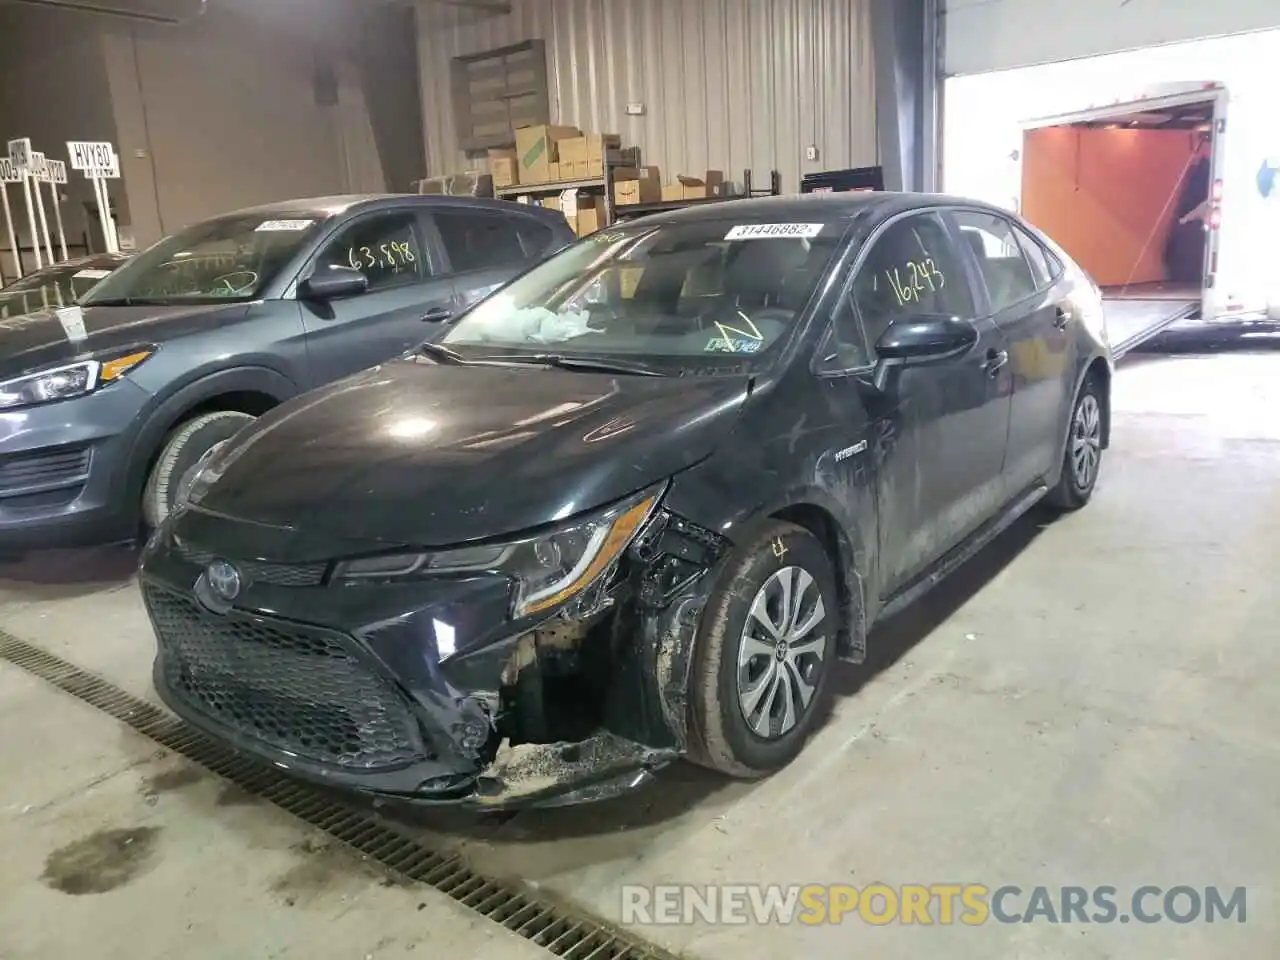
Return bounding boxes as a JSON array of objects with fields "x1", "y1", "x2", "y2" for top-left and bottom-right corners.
[{"x1": 1, "y1": 343, "x2": 1278, "y2": 959}]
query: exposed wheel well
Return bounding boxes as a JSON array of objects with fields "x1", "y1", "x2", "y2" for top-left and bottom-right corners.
[
  {"x1": 1084, "y1": 358, "x2": 1111, "y2": 448},
  {"x1": 770, "y1": 503, "x2": 862, "y2": 659}
]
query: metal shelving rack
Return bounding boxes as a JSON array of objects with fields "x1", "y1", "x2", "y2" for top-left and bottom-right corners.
[{"x1": 494, "y1": 150, "x2": 631, "y2": 225}]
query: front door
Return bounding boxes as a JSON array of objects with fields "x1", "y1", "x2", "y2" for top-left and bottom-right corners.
[
  {"x1": 951, "y1": 210, "x2": 1074, "y2": 493},
  {"x1": 845, "y1": 211, "x2": 1013, "y2": 595},
  {"x1": 297, "y1": 208, "x2": 457, "y2": 385}
]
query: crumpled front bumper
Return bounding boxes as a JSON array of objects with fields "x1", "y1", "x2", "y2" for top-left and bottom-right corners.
[{"x1": 142, "y1": 508, "x2": 729, "y2": 809}]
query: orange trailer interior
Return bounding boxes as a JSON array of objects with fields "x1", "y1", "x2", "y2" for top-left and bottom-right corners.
[{"x1": 1020, "y1": 101, "x2": 1214, "y2": 290}]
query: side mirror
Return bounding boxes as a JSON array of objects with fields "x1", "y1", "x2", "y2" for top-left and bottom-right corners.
[
  {"x1": 298, "y1": 265, "x2": 368, "y2": 301},
  {"x1": 871, "y1": 314, "x2": 977, "y2": 393}
]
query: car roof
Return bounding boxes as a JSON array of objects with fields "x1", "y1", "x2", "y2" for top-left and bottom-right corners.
[
  {"x1": 637, "y1": 190, "x2": 1012, "y2": 226},
  {"x1": 216, "y1": 193, "x2": 569, "y2": 225}
]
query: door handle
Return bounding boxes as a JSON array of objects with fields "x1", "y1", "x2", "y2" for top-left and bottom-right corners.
[
  {"x1": 983, "y1": 348, "x2": 1009, "y2": 377},
  {"x1": 420, "y1": 306, "x2": 452, "y2": 323},
  {"x1": 1053, "y1": 305, "x2": 1070, "y2": 330}
]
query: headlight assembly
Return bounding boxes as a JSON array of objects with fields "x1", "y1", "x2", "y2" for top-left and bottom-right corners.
[
  {"x1": 0, "y1": 348, "x2": 154, "y2": 410},
  {"x1": 334, "y1": 483, "x2": 665, "y2": 618}
]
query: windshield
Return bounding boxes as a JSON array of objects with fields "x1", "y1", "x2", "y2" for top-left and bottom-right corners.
[
  {"x1": 0, "y1": 260, "x2": 121, "y2": 317},
  {"x1": 81, "y1": 213, "x2": 325, "y2": 306},
  {"x1": 441, "y1": 217, "x2": 845, "y2": 359}
]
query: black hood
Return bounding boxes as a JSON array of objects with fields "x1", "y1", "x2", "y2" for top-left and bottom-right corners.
[
  {"x1": 0, "y1": 302, "x2": 250, "y2": 378},
  {"x1": 195, "y1": 357, "x2": 750, "y2": 552}
]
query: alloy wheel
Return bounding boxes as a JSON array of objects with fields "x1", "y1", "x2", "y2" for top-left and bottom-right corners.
[
  {"x1": 1070, "y1": 394, "x2": 1102, "y2": 490},
  {"x1": 736, "y1": 565, "x2": 828, "y2": 739}
]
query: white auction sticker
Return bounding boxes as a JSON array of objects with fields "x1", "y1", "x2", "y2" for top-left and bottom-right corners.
[
  {"x1": 725, "y1": 223, "x2": 824, "y2": 240},
  {"x1": 74, "y1": 269, "x2": 112, "y2": 280},
  {"x1": 55, "y1": 306, "x2": 88, "y2": 343},
  {"x1": 255, "y1": 219, "x2": 313, "y2": 232}
]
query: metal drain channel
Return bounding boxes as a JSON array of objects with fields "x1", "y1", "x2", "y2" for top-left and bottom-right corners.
[{"x1": 0, "y1": 630, "x2": 682, "y2": 960}]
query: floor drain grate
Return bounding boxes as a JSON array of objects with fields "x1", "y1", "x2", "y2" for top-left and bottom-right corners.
[{"x1": 0, "y1": 630, "x2": 684, "y2": 960}]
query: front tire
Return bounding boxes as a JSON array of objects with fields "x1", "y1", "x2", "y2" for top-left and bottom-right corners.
[
  {"x1": 687, "y1": 520, "x2": 839, "y2": 779},
  {"x1": 142, "y1": 411, "x2": 256, "y2": 530},
  {"x1": 1045, "y1": 376, "x2": 1104, "y2": 511}
]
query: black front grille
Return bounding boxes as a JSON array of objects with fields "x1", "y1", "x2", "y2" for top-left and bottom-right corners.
[
  {"x1": 144, "y1": 585, "x2": 428, "y2": 771},
  {"x1": 0, "y1": 445, "x2": 91, "y2": 499},
  {"x1": 174, "y1": 540, "x2": 327, "y2": 587}
]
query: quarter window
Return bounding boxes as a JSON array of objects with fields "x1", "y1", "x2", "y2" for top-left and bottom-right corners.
[
  {"x1": 850, "y1": 212, "x2": 976, "y2": 354},
  {"x1": 317, "y1": 212, "x2": 427, "y2": 292},
  {"x1": 435, "y1": 210, "x2": 551, "y2": 273},
  {"x1": 953, "y1": 211, "x2": 1039, "y2": 312}
]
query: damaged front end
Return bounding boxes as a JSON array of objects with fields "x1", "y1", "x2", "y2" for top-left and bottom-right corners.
[
  {"x1": 453, "y1": 510, "x2": 732, "y2": 808},
  {"x1": 142, "y1": 493, "x2": 731, "y2": 811}
]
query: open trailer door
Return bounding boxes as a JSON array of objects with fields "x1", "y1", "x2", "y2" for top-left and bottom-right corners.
[{"x1": 1019, "y1": 83, "x2": 1229, "y2": 355}]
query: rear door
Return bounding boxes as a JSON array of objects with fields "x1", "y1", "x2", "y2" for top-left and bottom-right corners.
[
  {"x1": 297, "y1": 206, "x2": 457, "y2": 384},
  {"x1": 431, "y1": 206, "x2": 569, "y2": 317},
  {"x1": 950, "y1": 209, "x2": 1073, "y2": 494}
]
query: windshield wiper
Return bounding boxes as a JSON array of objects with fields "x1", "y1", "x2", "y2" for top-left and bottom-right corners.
[
  {"x1": 418, "y1": 342, "x2": 468, "y2": 365},
  {"x1": 471, "y1": 353, "x2": 665, "y2": 377}
]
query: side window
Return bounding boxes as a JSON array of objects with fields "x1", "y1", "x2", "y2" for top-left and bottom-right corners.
[
  {"x1": 851, "y1": 212, "x2": 976, "y2": 353},
  {"x1": 1013, "y1": 225, "x2": 1052, "y2": 287},
  {"x1": 435, "y1": 210, "x2": 544, "y2": 273},
  {"x1": 952, "y1": 211, "x2": 1038, "y2": 313},
  {"x1": 317, "y1": 212, "x2": 426, "y2": 292}
]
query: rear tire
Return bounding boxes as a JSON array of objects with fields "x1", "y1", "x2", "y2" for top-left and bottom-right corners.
[
  {"x1": 687, "y1": 520, "x2": 839, "y2": 779},
  {"x1": 1045, "y1": 377, "x2": 1104, "y2": 511},
  {"x1": 142, "y1": 411, "x2": 256, "y2": 530}
]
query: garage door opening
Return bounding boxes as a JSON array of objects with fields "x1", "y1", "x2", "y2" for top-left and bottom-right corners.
[{"x1": 1021, "y1": 95, "x2": 1220, "y2": 352}]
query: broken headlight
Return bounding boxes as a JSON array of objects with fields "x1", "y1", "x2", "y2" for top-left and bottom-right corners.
[{"x1": 334, "y1": 483, "x2": 665, "y2": 618}]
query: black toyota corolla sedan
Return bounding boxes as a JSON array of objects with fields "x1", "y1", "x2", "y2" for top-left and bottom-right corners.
[{"x1": 139, "y1": 192, "x2": 1113, "y2": 808}]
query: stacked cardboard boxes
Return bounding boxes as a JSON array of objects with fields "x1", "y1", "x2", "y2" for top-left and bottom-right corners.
[
  {"x1": 661, "y1": 171, "x2": 726, "y2": 201},
  {"x1": 513, "y1": 124, "x2": 582, "y2": 184},
  {"x1": 613, "y1": 166, "x2": 662, "y2": 205}
]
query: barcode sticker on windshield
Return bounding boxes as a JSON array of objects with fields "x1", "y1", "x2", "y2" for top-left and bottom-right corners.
[
  {"x1": 725, "y1": 223, "x2": 824, "y2": 240},
  {"x1": 73, "y1": 269, "x2": 111, "y2": 280},
  {"x1": 255, "y1": 219, "x2": 313, "y2": 232}
]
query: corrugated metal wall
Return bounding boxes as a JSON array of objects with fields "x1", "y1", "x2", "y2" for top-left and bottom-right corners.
[{"x1": 417, "y1": 0, "x2": 877, "y2": 194}]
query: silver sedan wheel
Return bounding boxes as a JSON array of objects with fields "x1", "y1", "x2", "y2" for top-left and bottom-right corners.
[
  {"x1": 1070, "y1": 394, "x2": 1102, "y2": 490},
  {"x1": 736, "y1": 565, "x2": 828, "y2": 740}
]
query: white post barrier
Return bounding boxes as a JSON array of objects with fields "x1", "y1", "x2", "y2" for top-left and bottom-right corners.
[
  {"x1": 66, "y1": 140, "x2": 120, "y2": 254},
  {"x1": 46, "y1": 159, "x2": 69, "y2": 262},
  {"x1": 0, "y1": 157, "x2": 22, "y2": 280},
  {"x1": 31, "y1": 152, "x2": 55, "y2": 264},
  {"x1": 8, "y1": 138, "x2": 42, "y2": 270}
]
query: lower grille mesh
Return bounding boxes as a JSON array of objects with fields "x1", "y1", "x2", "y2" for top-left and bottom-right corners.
[{"x1": 144, "y1": 585, "x2": 427, "y2": 770}]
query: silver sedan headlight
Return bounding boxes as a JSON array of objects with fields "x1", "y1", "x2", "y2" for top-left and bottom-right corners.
[
  {"x1": 334, "y1": 483, "x2": 665, "y2": 618},
  {"x1": 0, "y1": 348, "x2": 153, "y2": 410}
]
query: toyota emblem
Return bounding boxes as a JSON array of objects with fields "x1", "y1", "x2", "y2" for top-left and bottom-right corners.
[{"x1": 205, "y1": 559, "x2": 242, "y2": 602}]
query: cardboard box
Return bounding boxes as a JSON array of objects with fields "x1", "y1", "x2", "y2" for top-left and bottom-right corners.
[
  {"x1": 488, "y1": 148, "x2": 518, "y2": 188},
  {"x1": 417, "y1": 172, "x2": 494, "y2": 197},
  {"x1": 668, "y1": 170, "x2": 726, "y2": 200},
  {"x1": 547, "y1": 161, "x2": 564, "y2": 182},
  {"x1": 575, "y1": 197, "x2": 606, "y2": 236},
  {"x1": 613, "y1": 165, "x2": 661, "y2": 205},
  {"x1": 566, "y1": 158, "x2": 606, "y2": 180},
  {"x1": 558, "y1": 133, "x2": 622, "y2": 165},
  {"x1": 515, "y1": 124, "x2": 580, "y2": 183}
]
